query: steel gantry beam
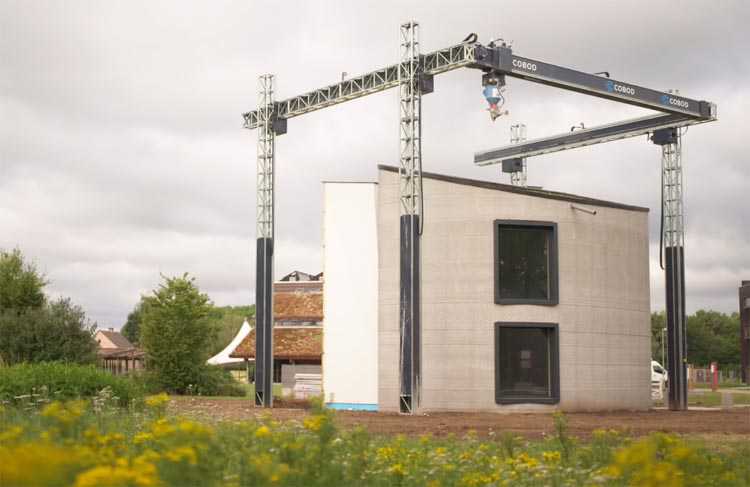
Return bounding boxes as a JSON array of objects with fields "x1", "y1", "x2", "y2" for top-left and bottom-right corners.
[
  {"x1": 508, "y1": 124, "x2": 527, "y2": 186},
  {"x1": 474, "y1": 113, "x2": 707, "y2": 165},
  {"x1": 254, "y1": 74, "x2": 276, "y2": 408},
  {"x1": 242, "y1": 42, "x2": 473, "y2": 129},
  {"x1": 398, "y1": 21, "x2": 423, "y2": 414},
  {"x1": 243, "y1": 22, "x2": 716, "y2": 412},
  {"x1": 655, "y1": 128, "x2": 688, "y2": 411}
]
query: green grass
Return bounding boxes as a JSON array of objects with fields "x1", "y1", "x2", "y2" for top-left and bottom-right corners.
[
  {"x1": 176, "y1": 382, "x2": 283, "y2": 400},
  {"x1": 692, "y1": 382, "x2": 748, "y2": 390},
  {"x1": 654, "y1": 390, "x2": 750, "y2": 407},
  {"x1": 687, "y1": 391, "x2": 750, "y2": 407}
]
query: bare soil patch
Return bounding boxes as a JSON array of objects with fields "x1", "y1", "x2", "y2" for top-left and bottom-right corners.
[{"x1": 168, "y1": 397, "x2": 750, "y2": 439}]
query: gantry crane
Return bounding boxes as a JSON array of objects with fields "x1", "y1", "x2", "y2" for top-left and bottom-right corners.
[{"x1": 243, "y1": 21, "x2": 716, "y2": 412}]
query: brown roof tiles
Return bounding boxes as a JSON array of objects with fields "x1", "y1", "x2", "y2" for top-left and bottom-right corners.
[
  {"x1": 273, "y1": 291, "x2": 323, "y2": 321},
  {"x1": 229, "y1": 327, "x2": 322, "y2": 360}
]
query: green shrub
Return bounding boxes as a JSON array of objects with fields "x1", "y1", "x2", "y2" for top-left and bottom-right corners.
[
  {"x1": 138, "y1": 365, "x2": 245, "y2": 397},
  {"x1": 0, "y1": 362, "x2": 145, "y2": 406},
  {"x1": 188, "y1": 365, "x2": 246, "y2": 397}
]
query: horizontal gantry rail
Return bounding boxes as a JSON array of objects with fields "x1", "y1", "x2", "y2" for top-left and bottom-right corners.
[
  {"x1": 243, "y1": 43, "x2": 476, "y2": 129},
  {"x1": 474, "y1": 113, "x2": 712, "y2": 165}
]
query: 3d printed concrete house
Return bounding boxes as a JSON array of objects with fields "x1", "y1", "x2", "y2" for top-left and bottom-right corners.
[{"x1": 323, "y1": 165, "x2": 652, "y2": 412}]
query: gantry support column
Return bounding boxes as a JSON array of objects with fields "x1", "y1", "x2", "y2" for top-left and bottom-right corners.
[
  {"x1": 255, "y1": 74, "x2": 275, "y2": 408},
  {"x1": 654, "y1": 127, "x2": 688, "y2": 410},
  {"x1": 509, "y1": 124, "x2": 527, "y2": 187},
  {"x1": 398, "y1": 21, "x2": 422, "y2": 414}
]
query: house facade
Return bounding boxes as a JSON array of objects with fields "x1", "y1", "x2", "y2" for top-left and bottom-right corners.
[
  {"x1": 323, "y1": 165, "x2": 652, "y2": 412},
  {"x1": 95, "y1": 329, "x2": 144, "y2": 375}
]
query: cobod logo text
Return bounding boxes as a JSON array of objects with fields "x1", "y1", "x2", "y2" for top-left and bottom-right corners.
[
  {"x1": 661, "y1": 94, "x2": 690, "y2": 109},
  {"x1": 606, "y1": 80, "x2": 635, "y2": 96},
  {"x1": 512, "y1": 59, "x2": 537, "y2": 72}
]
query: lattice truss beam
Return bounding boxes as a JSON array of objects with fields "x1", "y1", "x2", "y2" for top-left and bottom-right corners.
[
  {"x1": 399, "y1": 22, "x2": 422, "y2": 217},
  {"x1": 243, "y1": 43, "x2": 475, "y2": 129},
  {"x1": 256, "y1": 75, "x2": 275, "y2": 239},
  {"x1": 662, "y1": 136, "x2": 685, "y2": 249}
]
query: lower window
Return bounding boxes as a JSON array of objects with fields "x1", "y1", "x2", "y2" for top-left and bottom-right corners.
[{"x1": 495, "y1": 322, "x2": 559, "y2": 404}]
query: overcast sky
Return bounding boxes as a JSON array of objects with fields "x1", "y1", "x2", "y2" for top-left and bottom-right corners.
[{"x1": 1, "y1": 1, "x2": 747, "y2": 329}]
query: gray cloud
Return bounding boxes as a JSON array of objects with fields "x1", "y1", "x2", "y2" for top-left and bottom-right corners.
[{"x1": 1, "y1": 0, "x2": 747, "y2": 328}]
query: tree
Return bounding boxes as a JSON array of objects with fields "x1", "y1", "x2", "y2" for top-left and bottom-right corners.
[
  {"x1": 650, "y1": 311, "x2": 666, "y2": 362},
  {"x1": 0, "y1": 298, "x2": 97, "y2": 365},
  {"x1": 0, "y1": 249, "x2": 96, "y2": 365},
  {"x1": 121, "y1": 302, "x2": 143, "y2": 346},
  {"x1": 207, "y1": 305, "x2": 255, "y2": 357},
  {"x1": 0, "y1": 248, "x2": 46, "y2": 312},
  {"x1": 686, "y1": 310, "x2": 740, "y2": 368},
  {"x1": 140, "y1": 274, "x2": 216, "y2": 393},
  {"x1": 651, "y1": 309, "x2": 741, "y2": 369}
]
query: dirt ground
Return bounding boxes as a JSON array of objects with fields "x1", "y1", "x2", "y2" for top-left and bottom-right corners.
[{"x1": 168, "y1": 397, "x2": 750, "y2": 439}]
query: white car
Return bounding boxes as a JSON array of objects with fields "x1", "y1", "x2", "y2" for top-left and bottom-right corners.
[
  {"x1": 651, "y1": 360, "x2": 668, "y2": 400},
  {"x1": 652, "y1": 360, "x2": 668, "y2": 385}
]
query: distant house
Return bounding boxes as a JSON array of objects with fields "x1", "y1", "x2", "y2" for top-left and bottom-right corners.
[
  {"x1": 95, "y1": 328, "x2": 144, "y2": 375},
  {"x1": 230, "y1": 275, "x2": 323, "y2": 393},
  {"x1": 280, "y1": 270, "x2": 323, "y2": 282}
]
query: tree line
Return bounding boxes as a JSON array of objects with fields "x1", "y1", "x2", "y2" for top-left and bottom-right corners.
[
  {"x1": 0, "y1": 248, "x2": 253, "y2": 394},
  {"x1": 0, "y1": 249, "x2": 97, "y2": 365},
  {"x1": 651, "y1": 310, "x2": 742, "y2": 369}
]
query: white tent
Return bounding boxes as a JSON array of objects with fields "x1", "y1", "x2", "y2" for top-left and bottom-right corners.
[{"x1": 207, "y1": 320, "x2": 252, "y2": 366}]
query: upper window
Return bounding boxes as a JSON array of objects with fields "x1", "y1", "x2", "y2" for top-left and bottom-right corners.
[{"x1": 494, "y1": 220, "x2": 558, "y2": 305}]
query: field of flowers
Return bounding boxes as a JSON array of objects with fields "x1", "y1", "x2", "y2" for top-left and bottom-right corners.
[{"x1": 0, "y1": 393, "x2": 748, "y2": 487}]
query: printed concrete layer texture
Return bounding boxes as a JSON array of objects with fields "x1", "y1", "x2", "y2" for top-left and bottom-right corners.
[{"x1": 377, "y1": 168, "x2": 651, "y2": 413}]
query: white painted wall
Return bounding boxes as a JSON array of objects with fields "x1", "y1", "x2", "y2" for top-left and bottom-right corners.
[{"x1": 322, "y1": 182, "x2": 379, "y2": 409}]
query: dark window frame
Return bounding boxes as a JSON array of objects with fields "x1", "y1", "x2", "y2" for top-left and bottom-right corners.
[
  {"x1": 494, "y1": 322, "x2": 560, "y2": 405},
  {"x1": 494, "y1": 220, "x2": 559, "y2": 305}
]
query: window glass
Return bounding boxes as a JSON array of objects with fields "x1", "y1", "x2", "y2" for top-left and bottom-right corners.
[
  {"x1": 496, "y1": 325, "x2": 558, "y2": 403},
  {"x1": 497, "y1": 327, "x2": 550, "y2": 397},
  {"x1": 497, "y1": 226, "x2": 550, "y2": 301}
]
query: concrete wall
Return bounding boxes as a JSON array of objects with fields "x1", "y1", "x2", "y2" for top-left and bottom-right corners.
[
  {"x1": 377, "y1": 168, "x2": 651, "y2": 412},
  {"x1": 322, "y1": 182, "x2": 379, "y2": 410}
]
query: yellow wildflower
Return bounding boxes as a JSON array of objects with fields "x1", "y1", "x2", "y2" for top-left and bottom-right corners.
[
  {"x1": 74, "y1": 461, "x2": 160, "y2": 487},
  {"x1": 0, "y1": 426, "x2": 24, "y2": 444},
  {"x1": 150, "y1": 418, "x2": 175, "y2": 438},
  {"x1": 144, "y1": 393, "x2": 170, "y2": 409},
  {"x1": 165, "y1": 446, "x2": 198, "y2": 465},
  {"x1": 376, "y1": 446, "x2": 395, "y2": 461},
  {"x1": 303, "y1": 415, "x2": 324, "y2": 432},
  {"x1": 134, "y1": 432, "x2": 153, "y2": 444},
  {"x1": 542, "y1": 451, "x2": 561, "y2": 464},
  {"x1": 0, "y1": 442, "x2": 91, "y2": 487},
  {"x1": 41, "y1": 400, "x2": 86, "y2": 426},
  {"x1": 255, "y1": 425, "x2": 271, "y2": 438}
]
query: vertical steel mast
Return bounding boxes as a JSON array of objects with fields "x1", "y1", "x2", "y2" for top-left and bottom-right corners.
[
  {"x1": 398, "y1": 21, "x2": 422, "y2": 414},
  {"x1": 255, "y1": 74, "x2": 275, "y2": 407},
  {"x1": 509, "y1": 123, "x2": 527, "y2": 186},
  {"x1": 658, "y1": 128, "x2": 688, "y2": 410}
]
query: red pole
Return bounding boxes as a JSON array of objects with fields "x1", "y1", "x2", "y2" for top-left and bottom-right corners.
[{"x1": 711, "y1": 362, "x2": 719, "y2": 392}]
